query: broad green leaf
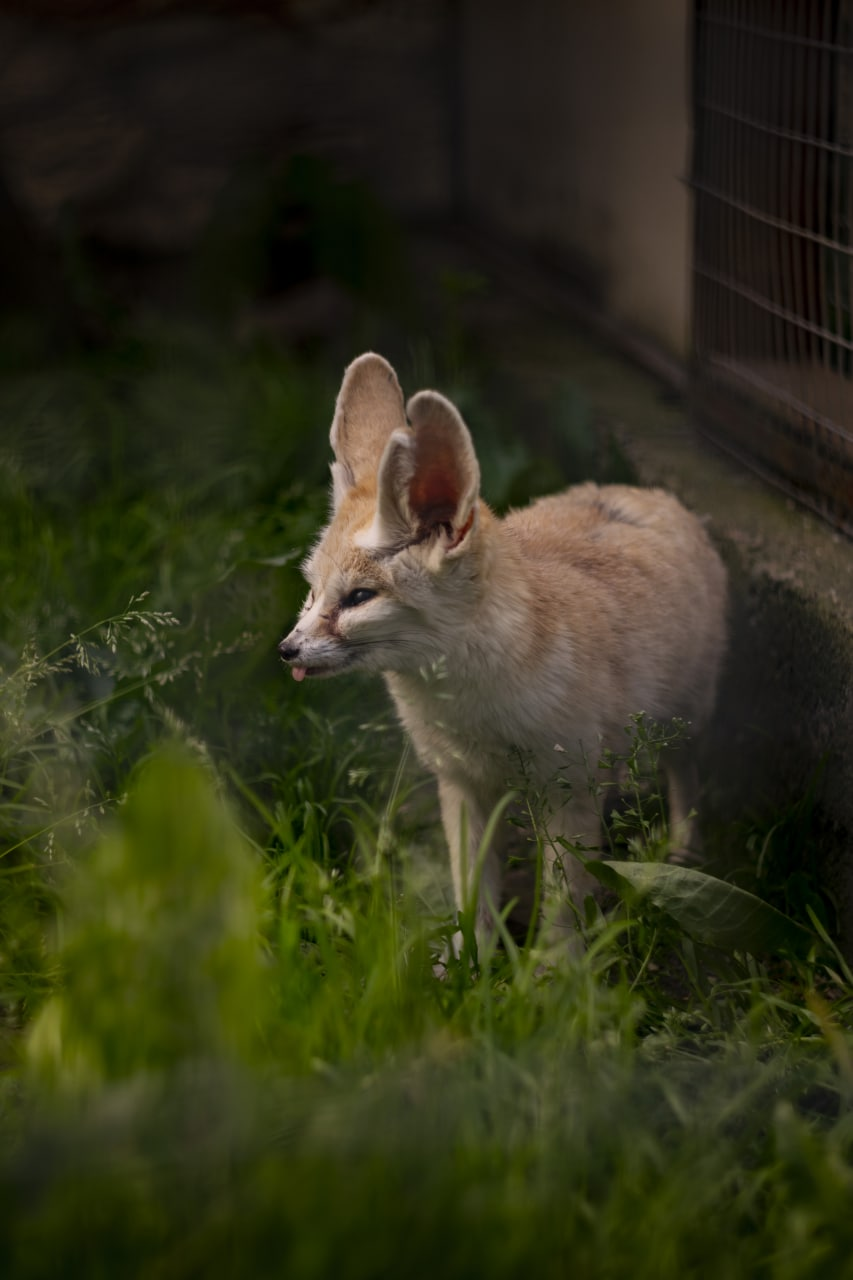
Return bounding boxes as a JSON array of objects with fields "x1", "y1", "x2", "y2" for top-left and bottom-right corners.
[{"x1": 585, "y1": 859, "x2": 815, "y2": 957}]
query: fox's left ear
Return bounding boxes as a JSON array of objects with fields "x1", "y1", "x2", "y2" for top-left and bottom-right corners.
[
  {"x1": 329, "y1": 353, "x2": 406, "y2": 511},
  {"x1": 373, "y1": 390, "x2": 480, "y2": 554}
]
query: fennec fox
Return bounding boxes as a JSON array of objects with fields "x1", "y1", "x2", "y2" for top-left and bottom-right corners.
[{"x1": 279, "y1": 353, "x2": 728, "y2": 950}]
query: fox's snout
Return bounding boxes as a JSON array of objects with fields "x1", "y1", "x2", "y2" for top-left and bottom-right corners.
[
  {"x1": 278, "y1": 619, "x2": 342, "y2": 683},
  {"x1": 278, "y1": 632, "x2": 300, "y2": 663},
  {"x1": 278, "y1": 630, "x2": 309, "y2": 682}
]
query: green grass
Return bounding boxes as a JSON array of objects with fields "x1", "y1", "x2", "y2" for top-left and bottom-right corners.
[{"x1": 1, "y1": 313, "x2": 853, "y2": 1279}]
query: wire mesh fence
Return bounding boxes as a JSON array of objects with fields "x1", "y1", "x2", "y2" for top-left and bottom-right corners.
[{"x1": 691, "y1": 0, "x2": 853, "y2": 536}]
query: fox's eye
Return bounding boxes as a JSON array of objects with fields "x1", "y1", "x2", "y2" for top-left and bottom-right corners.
[{"x1": 341, "y1": 587, "x2": 378, "y2": 609}]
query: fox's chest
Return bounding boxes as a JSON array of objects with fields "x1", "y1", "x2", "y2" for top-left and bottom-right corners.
[{"x1": 384, "y1": 671, "x2": 591, "y2": 791}]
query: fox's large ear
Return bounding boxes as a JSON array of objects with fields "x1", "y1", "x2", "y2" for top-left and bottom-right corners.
[
  {"x1": 373, "y1": 390, "x2": 480, "y2": 552},
  {"x1": 329, "y1": 353, "x2": 405, "y2": 510}
]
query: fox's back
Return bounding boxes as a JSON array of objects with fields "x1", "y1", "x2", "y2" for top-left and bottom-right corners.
[
  {"x1": 498, "y1": 482, "x2": 727, "y2": 733},
  {"x1": 506, "y1": 482, "x2": 707, "y2": 556},
  {"x1": 505, "y1": 482, "x2": 723, "y2": 600}
]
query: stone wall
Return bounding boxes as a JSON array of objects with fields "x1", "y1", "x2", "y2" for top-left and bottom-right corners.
[
  {"x1": 0, "y1": 3, "x2": 450, "y2": 255},
  {"x1": 1, "y1": 2, "x2": 692, "y2": 352}
]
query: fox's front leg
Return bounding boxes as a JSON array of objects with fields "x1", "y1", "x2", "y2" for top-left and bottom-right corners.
[{"x1": 437, "y1": 777, "x2": 503, "y2": 958}]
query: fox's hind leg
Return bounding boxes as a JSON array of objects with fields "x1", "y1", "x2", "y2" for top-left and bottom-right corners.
[
  {"x1": 665, "y1": 753, "x2": 702, "y2": 866},
  {"x1": 537, "y1": 788, "x2": 605, "y2": 956}
]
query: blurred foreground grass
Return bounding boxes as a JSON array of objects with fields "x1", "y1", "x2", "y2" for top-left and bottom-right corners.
[{"x1": 1, "y1": 312, "x2": 853, "y2": 1279}]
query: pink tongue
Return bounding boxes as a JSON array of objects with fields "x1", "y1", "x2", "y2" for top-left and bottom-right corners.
[{"x1": 292, "y1": 667, "x2": 307, "y2": 683}]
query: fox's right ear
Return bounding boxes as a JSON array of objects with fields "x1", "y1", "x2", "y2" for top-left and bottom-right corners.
[
  {"x1": 329, "y1": 353, "x2": 406, "y2": 510},
  {"x1": 372, "y1": 390, "x2": 480, "y2": 555}
]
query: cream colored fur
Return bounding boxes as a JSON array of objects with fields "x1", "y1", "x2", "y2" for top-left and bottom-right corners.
[{"x1": 279, "y1": 353, "x2": 728, "y2": 952}]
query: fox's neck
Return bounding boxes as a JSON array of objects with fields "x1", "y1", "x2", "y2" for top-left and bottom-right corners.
[{"x1": 390, "y1": 518, "x2": 536, "y2": 692}]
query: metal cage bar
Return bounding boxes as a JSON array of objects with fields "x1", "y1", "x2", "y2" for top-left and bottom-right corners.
[{"x1": 691, "y1": 0, "x2": 853, "y2": 536}]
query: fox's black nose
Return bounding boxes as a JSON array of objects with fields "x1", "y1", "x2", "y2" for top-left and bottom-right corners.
[{"x1": 278, "y1": 637, "x2": 300, "y2": 661}]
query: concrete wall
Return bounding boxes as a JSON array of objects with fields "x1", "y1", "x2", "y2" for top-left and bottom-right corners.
[{"x1": 459, "y1": 0, "x2": 691, "y2": 356}]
